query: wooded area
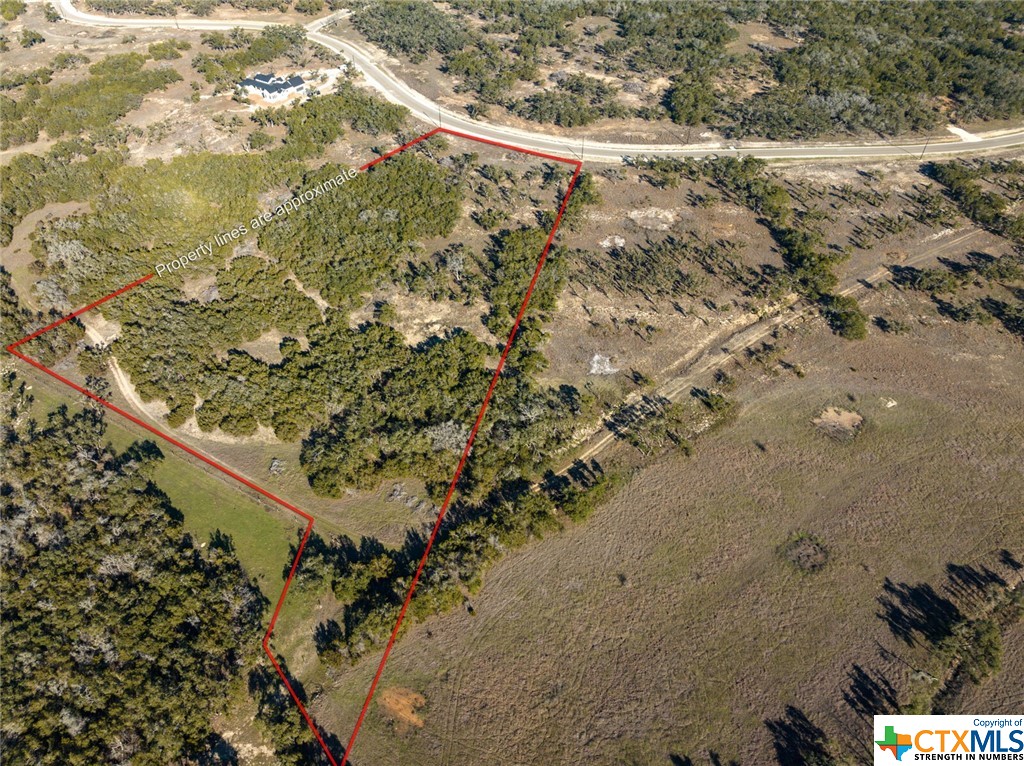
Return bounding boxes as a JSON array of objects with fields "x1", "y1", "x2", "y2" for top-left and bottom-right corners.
[
  {"x1": 3, "y1": 132, "x2": 609, "y2": 700},
  {"x1": 0, "y1": 52, "x2": 181, "y2": 149},
  {"x1": 0, "y1": 368, "x2": 264, "y2": 765},
  {"x1": 726, "y1": 1, "x2": 1024, "y2": 138},
  {"x1": 6, "y1": 110, "x2": 596, "y2": 504},
  {"x1": 349, "y1": 0, "x2": 1024, "y2": 138}
]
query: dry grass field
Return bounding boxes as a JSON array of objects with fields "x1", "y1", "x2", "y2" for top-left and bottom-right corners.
[{"x1": 314, "y1": 303, "x2": 1024, "y2": 766}]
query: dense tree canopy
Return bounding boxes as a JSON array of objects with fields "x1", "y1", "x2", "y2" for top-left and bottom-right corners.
[
  {"x1": 349, "y1": 0, "x2": 471, "y2": 63},
  {"x1": 727, "y1": 1, "x2": 1024, "y2": 138},
  {"x1": 351, "y1": 0, "x2": 1024, "y2": 139},
  {"x1": 513, "y1": 74, "x2": 626, "y2": 127},
  {"x1": 259, "y1": 152, "x2": 462, "y2": 305},
  {"x1": 0, "y1": 373, "x2": 264, "y2": 766},
  {"x1": 1, "y1": 268, "x2": 84, "y2": 363}
]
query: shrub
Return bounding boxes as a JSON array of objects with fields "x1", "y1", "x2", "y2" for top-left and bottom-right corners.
[
  {"x1": 19, "y1": 29, "x2": 44, "y2": 48},
  {"x1": 148, "y1": 39, "x2": 190, "y2": 60},
  {"x1": 0, "y1": 0, "x2": 26, "y2": 20},
  {"x1": 779, "y1": 532, "x2": 830, "y2": 573},
  {"x1": 247, "y1": 129, "x2": 273, "y2": 150},
  {"x1": 822, "y1": 294, "x2": 868, "y2": 339}
]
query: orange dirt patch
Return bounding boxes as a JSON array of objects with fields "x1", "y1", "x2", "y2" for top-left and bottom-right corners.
[{"x1": 377, "y1": 687, "x2": 426, "y2": 733}]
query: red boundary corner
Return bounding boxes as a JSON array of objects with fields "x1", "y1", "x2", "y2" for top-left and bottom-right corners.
[{"x1": 6, "y1": 127, "x2": 582, "y2": 766}]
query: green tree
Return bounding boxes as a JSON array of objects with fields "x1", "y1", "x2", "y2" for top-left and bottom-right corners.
[
  {"x1": 0, "y1": 0, "x2": 25, "y2": 20},
  {"x1": 18, "y1": 29, "x2": 44, "y2": 47},
  {"x1": 0, "y1": 371, "x2": 265, "y2": 766},
  {"x1": 822, "y1": 294, "x2": 869, "y2": 340},
  {"x1": 664, "y1": 76, "x2": 715, "y2": 126}
]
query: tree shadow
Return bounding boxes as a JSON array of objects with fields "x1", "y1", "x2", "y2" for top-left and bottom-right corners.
[
  {"x1": 396, "y1": 526, "x2": 428, "y2": 571},
  {"x1": 568, "y1": 458, "x2": 603, "y2": 487},
  {"x1": 112, "y1": 437, "x2": 164, "y2": 472},
  {"x1": 709, "y1": 752, "x2": 741, "y2": 766},
  {"x1": 195, "y1": 733, "x2": 239, "y2": 765},
  {"x1": 1000, "y1": 549, "x2": 1023, "y2": 572},
  {"x1": 605, "y1": 393, "x2": 671, "y2": 439},
  {"x1": 248, "y1": 656, "x2": 309, "y2": 708},
  {"x1": 843, "y1": 663, "x2": 900, "y2": 720},
  {"x1": 209, "y1": 528, "x2": 235, "y2": 554},
  {"x1": 964, "y1": 250, "x2": 996, "y2": 267},
  {"x1": 931, "y1": 296, "x2": 977, "y2": 323},
  {"x1": 936, "y1": 255, "x2": 974, "y2": 277},
  {"x1": 980, "y1": 297, "x2": 1024, "y2": 340},
  {"x1": 765, "y1": 706, "x2": 831, "y2": 766},
  {"x1": 319, "y1": 730, "x2": 346, "y2": 766},
  {"x1": 887, "y1": 263, "x2": 924, "y2": 288},
  {"x1": 872, "y1": 315, "x2": 889, "y2": 331},
  {"x1": 876, "y1": 577, "x2": 963, "y2": 647},
  {"x1": 944, "y1": 562, "x2": 1006, "y2": 608},
  {"x1": 540, "y1": 468, "x2": 572, "y2": 496},
  {"x1": 282, "y1": 528, "x2": 386, "y2": 585},
  {"x1": 248, "y1": 655, "x2": 339, "y2": 764},
  {"x1": 313, "y1": 618, "x2": 344, "y2": 654},
  {"x1": 282, "y1": 528, "x2": 327, "y2": 581}
]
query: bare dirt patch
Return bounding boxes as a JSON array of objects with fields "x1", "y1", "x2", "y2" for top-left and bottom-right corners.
[
  {"x1": 235, "y1": 329, "x2": 292, "y2": 364},
  {"x1": 728, "y1": 21, "x2": 801, "y2": 54},
  {"x1": 180, "y1": 273, "x2": 218, "y2": 302},
  {"x1": 812, "y1": 407, "x2": 864, "y2": 441},
  {"x1": 626, "y1": 206, "x2": 678, "y2": 231},
  {"x1": 378, "y1": 687, "x2": 426, "y2": 733},
  {"x1": 349, "y1": 292, "x2": 497, "y2": 347}
]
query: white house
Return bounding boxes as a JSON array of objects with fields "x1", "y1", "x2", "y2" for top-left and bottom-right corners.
[{"x1": 239, "y1": 73, "x2": 307, "y2": 103}]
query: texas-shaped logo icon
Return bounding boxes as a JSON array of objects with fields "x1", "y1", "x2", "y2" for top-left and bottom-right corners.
[{"x1": 876, "y1": 725, "x2": 913, "y2": 761}]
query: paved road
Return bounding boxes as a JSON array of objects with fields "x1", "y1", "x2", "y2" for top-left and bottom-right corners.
[{"x1": 52, "y1": 1, "x2": 1024, "y2": 164}]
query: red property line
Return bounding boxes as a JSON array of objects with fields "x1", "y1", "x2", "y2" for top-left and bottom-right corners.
[
  {"x1": 6, "y1": 127, "x2": 582, "y2": 766},
  {"x1": 343, "y1": 130, "x2": 581, "y2": 765}
]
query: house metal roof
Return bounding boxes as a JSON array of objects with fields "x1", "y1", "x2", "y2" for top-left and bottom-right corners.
[{"x1": 240, "y1": 73, "x2": 305, "y2": 94}]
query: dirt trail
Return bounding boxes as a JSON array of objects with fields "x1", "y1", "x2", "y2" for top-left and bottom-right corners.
[
  {"x1": 287, "y1": 271, "x2": 330, "y2": 312},
  {"x1": 81, "y1": 317, "x2": 169, "y2": 418},
  {"x1": 561, "y1": 226, "x2": 983, "y2": 471},
  {"x1": 80, "y1": 317, "x2": 279, "y2": 445}
]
